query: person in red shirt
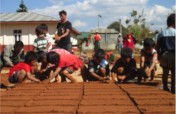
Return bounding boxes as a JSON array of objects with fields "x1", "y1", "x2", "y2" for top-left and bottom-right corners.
[
  {"x1": 45, "y1": 51, "x2": 82, "y2": 83},
  {"x1": 93, "y1": 31, "x2": 101, "y2": 52},
  {"x1": 8, "y1": 51, "x2": 41, "y2": 83},
  {"x1": 123, "y1": 33, "x2": 135, "y2": 51}
]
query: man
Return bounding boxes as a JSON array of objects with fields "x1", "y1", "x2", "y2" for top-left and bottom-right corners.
[
  {"x1": 54, "y1": 10, "x2": 72, "y2": 53},
  {"x1": 94, "y1": 31, "x2": 101, "y2": 52},
  {"x1": 1, "y1": 41, "x2": 24, "y2": 67},
  {"x1": 156, "y1": 13, "x2": 175, "y2": 94},
  {"x1": 117, "y1": 33, "x2": 123, "y2": 54}
]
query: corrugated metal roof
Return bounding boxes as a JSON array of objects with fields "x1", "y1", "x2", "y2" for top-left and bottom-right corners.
[{"x1": 0, "y1": 12, "x2": 58, "y2": 22}]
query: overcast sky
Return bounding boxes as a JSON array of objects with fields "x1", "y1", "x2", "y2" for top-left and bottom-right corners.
[{"x1": 1, "y1": 0, "x2": 175, "y2": 32}]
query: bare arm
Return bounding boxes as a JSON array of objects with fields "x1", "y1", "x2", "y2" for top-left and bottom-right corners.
[
  {"x1": 48, "y1": 67, "x2": 61, "y2": 81},
  {"x1": 111, "y1": 72, "x2": 116, "y2": 82},
  {"x1": 26, "y1": 72, "x2": 40, "y2": 82},
  {"x1": 55, "y1": 29, "x2": 70, "y2": 41},
  {"x1": 140, "y1": 56, "x2": 145, "y2": 68},
  {"x1": 148, "y1": 53, "x2": 158, "y2": 72},
  {"x1": 89, "y1": 72, "x2": 104, "y2": 81}
]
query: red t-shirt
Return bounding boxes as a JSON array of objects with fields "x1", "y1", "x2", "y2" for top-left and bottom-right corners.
[
  {"x1": 123, "y1": 34, "x2": 134, "y2": 50},
  {"x1": 8, "y1": 62, "x2": 31, "y2": 77},
  {"x1": 58, "y1": 54, "x2": 82, "y2": 70},
  {"x1": 94, "y1": 34, "x2": 101, "y2": 41}
]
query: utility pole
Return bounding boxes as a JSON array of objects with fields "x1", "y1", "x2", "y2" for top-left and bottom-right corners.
[
  {"x1": 119, "y1": 18, "x2": 122, "y2": 34},
  {"x1": 98, "y1": 14, "x2": 102, "y2": 31}
]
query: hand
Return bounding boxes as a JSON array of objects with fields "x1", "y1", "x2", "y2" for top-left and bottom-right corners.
[
  {"x1": 99, "y1": 77, "x2": 105, "y2": 81},
  {"x1": 117, "y1": 67, "x2": 124, "y2": 73},
  {"x1": 54, "y1": 34, "x2": 59, "y2": 40}
]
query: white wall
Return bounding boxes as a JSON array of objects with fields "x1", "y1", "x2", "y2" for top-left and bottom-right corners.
[{"x1": 0, "y1": 23, "x2": 57, "y2": 45}]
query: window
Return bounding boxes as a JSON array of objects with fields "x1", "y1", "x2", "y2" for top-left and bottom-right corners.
[{"x1": 13, "y1": 30, "x2": 22, "y2": 42}]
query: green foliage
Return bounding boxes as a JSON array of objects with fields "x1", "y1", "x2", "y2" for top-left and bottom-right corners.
[
  {"x1": 16, "y1": 0, "x2": 28, "y2": 12},
  {"x1": 126, "y1": 9, "x2": 150, "y2": 41},
  {"x1": 107, "y1": 21, "x2": 128, "y2": 36}
]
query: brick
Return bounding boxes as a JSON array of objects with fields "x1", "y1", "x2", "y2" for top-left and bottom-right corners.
[
  {"x1": 139, "y1": 105, "x2": 175, "y2": 113},
  {"x1": 34, "y1": 95, "x2": 81, "y2": 100},
  {"x1": 0, "y1": 101, "x2": 27, "y2": 106},
  {"x1": 78, "y1": 106, "x2": 139, "y2": 113},
  {"x1": 80, "y1": 100, "x2": 133, "y2": 106},
  {"x1": 1, "y1": 96, "x2": 34, "y2": 101},
  {"x1": 16, "y1": 106, "x2": 77, "y2": 113},
  {"x1": 0, "y1": 106, "x2": 19, "y2": 113},
  {"x1": 136, "y1": 99, "x2": 175, "y2": 106},
  {"x1": 83, "y1": 95, "x2": 129, "y2": 100},
  {"x1": 25, "y1": 100, "x2": 79, "y2": 106}
]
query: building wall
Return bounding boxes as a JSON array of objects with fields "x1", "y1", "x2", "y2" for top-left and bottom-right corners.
[
  {"x1": 0, "y1": 22, "x2": 78, "y2": 52},
  {"x1": 82, "y1": 33, "x2": 118, "y2": 51}
]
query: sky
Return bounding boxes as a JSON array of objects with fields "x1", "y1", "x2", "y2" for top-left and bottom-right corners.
[{"x1": 0, "y1": 0, "x2": 175, "y2": 32}]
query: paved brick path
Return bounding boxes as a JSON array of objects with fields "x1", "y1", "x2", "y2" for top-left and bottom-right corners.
[{"x1": 0, "y1": 82, "x2": 175, "y2": 114}]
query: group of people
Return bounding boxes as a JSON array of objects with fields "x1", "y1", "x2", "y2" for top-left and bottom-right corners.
[{"x1": 0, "y1": 11, "x2": 175, "y2": 94}]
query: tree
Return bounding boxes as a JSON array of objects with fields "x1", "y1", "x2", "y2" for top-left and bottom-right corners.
[
  {"x1": 16, "y1": 0, "x2": 28, "y2": 12},
  {"x1": 107, "y1": 21, "x2": 128, "y2": 36},
  {"x1": 125, "y1": 9, "x2": 150, "y2": 41}
]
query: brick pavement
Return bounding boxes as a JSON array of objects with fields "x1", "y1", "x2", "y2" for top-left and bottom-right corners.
[{"x1": 0, "y1": 82, "x2": 175, "y2": 114}]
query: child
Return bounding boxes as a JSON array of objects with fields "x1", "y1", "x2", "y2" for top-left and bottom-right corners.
[
  {"x1": 8, "y1": 51, "x2": 40, "y2": 83},
  {"x1": 40, "y1": 23, "x2": 53, "y2": 51},
  {"x1": 45, "y1": 51, "x2": 82, "y2": 83},
  {"x1": 140, "y1": 38, "x2": 157, "y2": 82},
  {"x1": 81, "y1": 49, "x2": 109, "y2": 82},
  {"x1": 33, "y1": 25, "x2": 48, "y2": 52},
  {"x1": 111, "y1": 47, "x2": 137, "y2": 83}
]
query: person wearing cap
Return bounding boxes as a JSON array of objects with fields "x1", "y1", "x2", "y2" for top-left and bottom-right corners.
[
  {"x1": 111, "y1": 47, "x2": 137, "y2": 83},
  {"x1": 93, "y1": 31, "x2": 101, "y2": 52}
]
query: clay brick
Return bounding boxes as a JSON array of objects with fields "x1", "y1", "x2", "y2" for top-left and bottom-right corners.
[
  {"x1": 1, "y1": 91, "x2": 39, "y2": 96},
  {"x1": 136, "y1": 99, "x2": 175, "y2": 106},
  {"x1": 139, "y1": 105, "x2": 175, "y2": 113},
  {"x1": 1, "y1": 96, "x2": 34, "y2": 101},
  {"x1": 34, "y1": 95, "x2": 81, "y2": 100},
  {"x1": 40, "y1": 92, "x2": 82, "y2": 96},
  {"x1": 128, "y1": 91, "x2": 172, "y2": 95},
  {"x1": 0, "y1": 101, "x2": 27, "y2": 106},
  {"x1": 16, "y1": 106, "x2": 77, "y2": 113},
  {"x1": 78, "y1": 106, "x2": 139, "y2": 113},
  {"x1": 80, "y1": 100, "x2": 134, "y2": 106},
  {"x1": 83, "y1": 95, "x2": 129, "y2": 100},
  {"x1": 131, "y1": 95, "x2": 175, "y2": 100},
  {"x1": 0, "y1": 106, "x2": 19, "y2": 113},
  {"x1": 25, "y1": 100, "x2": 79, "y2": 106}
]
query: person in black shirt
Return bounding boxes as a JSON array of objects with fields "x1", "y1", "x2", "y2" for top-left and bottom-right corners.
[
  {"x1": 54, "y1": 10, "x2": 72, "y2": 53},
  {"x1": 111, "y1": 47, "x2": 137, "y2": 83}
]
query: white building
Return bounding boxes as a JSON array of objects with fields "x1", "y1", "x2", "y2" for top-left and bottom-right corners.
[{"x1": 0, "y1": 12, "x2": 80, "y2": 52}]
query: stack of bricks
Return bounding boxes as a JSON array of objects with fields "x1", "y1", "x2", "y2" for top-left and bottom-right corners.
[{"x1": 0, "y1": 82, "x2": 175, "y2": 114}]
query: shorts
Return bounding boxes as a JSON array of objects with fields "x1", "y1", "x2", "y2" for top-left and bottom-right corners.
[
  {"x1": 160, "y1": 51, "x2": 175, "y2": 69},
  {"x1": 60, "y1": 67, "x2": 74, "y2": 74}
]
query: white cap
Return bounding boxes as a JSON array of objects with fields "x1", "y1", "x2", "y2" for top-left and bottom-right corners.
[
  {"x1": 119, "y1": 33, "x2": 122, "y2": 36},
  {"x1": 96, "y1": 31, "x2": 98, "y2": 33}
]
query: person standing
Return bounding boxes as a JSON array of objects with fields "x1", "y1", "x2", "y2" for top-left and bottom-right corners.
[
  {"x1": 40, "y1": 23, "x2": 53, "y2": 51},
  {"x1": 93, "y1": 31, "x2": 101, "y2": 52},
  {"x1": 54, "y1": 10, "x2": 72, "y2": 53},
  {"x1": 117, "y1": 33, "x2": 123, "y2": 54},
  {"x1": 156, "y1": 13, "x2": 175, "y2": 94}
]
